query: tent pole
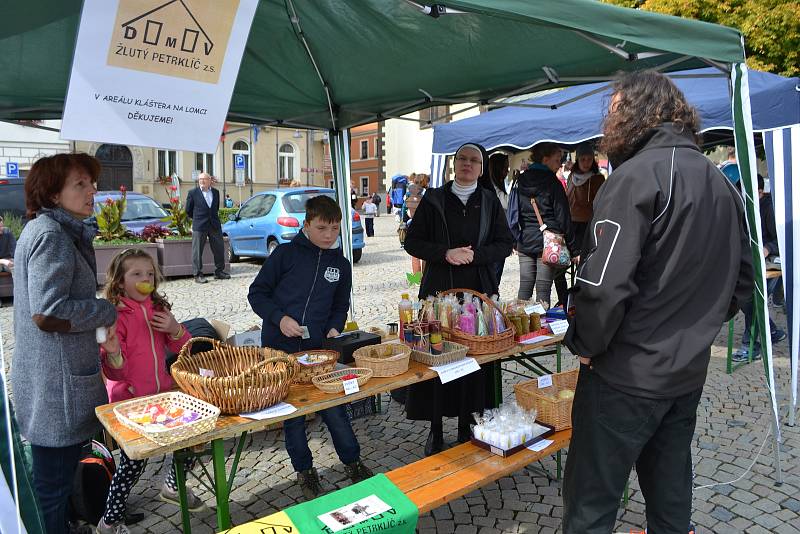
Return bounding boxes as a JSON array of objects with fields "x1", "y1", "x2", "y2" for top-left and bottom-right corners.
[
  {"x1": 329, "y1": 129, "x2": 355, "y2": 319},
  {"x1": 731, "y1": 62, "x2": 784, "y2": 484}
]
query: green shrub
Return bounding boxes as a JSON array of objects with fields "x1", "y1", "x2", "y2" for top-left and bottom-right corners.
[
  {"x1": 218, "y1": 207, "x2": 238, "y2": 222},
  {"x1": 1, "y1": 212, "x2": 24, "y2": 239}
]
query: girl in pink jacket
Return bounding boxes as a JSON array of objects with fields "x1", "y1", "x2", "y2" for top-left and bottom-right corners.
[{"x1": 96, "y1": 249, "x2": 201, "y2": 533}]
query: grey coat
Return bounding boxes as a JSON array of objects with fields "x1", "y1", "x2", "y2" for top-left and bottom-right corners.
[{"x1": 10, "y1": 208, "x2": 117, "y2": 447}]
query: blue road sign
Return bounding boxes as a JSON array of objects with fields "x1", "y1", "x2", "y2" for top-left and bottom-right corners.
[
  {"x1": 234, "y1": 154, "x2": 245, "y2": 170},
  {"x1": 5, "y1": 162, "x2": 19, "y2": 178}
]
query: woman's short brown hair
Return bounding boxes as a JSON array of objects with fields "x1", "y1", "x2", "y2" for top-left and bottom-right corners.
[
  {"x1": 531, "y1": 142, "x2": 562, "y2": 164},
  {"x1": 25, "y1": 153, "x2": 100, "y2": 218}
]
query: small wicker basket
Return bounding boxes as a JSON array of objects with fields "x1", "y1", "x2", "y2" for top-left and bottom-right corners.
[
  {"x1": 353, "y1": 343, "x2": 411, "y2": 377},
  {"x1": 171, "y1": 337, "x2": 295, "y2": 414},
  {"x1": 312, "y1": 368, "x2": 374, "y2": 394},
  {"x1": 289, "y1": 350, "x2": 339, "y2": 384},
  {"x1": 438, "y1": 289, "x2": 517, "y2": 355},
  {"x1": 410, "y1": 341, "x2": 469, "y2": 367},
  {"x1": 113, "y1": 392, "x2": 220, "y2": 446},
  {"x1": 513, "y1": 368, "x2": 579, "y2": 431}
]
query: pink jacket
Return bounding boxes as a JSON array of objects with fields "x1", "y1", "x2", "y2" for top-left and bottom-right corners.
[{"x1": 101, "y1": 296, "x2": 191, "y2": 403}]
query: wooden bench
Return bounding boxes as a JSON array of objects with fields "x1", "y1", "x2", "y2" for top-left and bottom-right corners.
[
  {"x1": 386, "y1": 429, "x2": 571, "y2": 514},
  {"x1": 0, "y1": 272, "x2": 12, "y2": 298}
]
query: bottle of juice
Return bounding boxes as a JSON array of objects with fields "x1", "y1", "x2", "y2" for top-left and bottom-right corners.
[{"x1": 399, "y1": 293, "x2": 413, "y2": 332}]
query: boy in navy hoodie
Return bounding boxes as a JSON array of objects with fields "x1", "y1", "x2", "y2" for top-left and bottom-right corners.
[{"x1": 248, "y1": 195, "x2": 372, "y2": 500}]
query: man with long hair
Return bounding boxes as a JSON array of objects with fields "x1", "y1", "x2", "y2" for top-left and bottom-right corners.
[{"x1": 562, "y1": 71, "x2": 753, "y2": 533}]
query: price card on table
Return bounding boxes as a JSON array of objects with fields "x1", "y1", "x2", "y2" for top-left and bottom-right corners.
[
  {"x1": 524, "y1": 303, "x2": 547, "y2": 315},
  {"x1": 548, "y1": 319, "x2": 569, "y2": 335},
  {"x1": 431, "y1": 357, "x2": 481, "y2": 384},
  {"x1": 537, "y1": 374, "x2": 553, "y2": 388},
  {"x1": 527, "y1": 439, "x2": 554, "y2": 452},
  {"x1": 240, "y1": 402, "x2": 297, "y2": 420},
  {"x1": 343, "y1": 378, "x2": 360, "y2": 395}
]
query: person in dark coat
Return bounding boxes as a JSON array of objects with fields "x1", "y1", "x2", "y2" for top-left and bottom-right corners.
[
  {"x1": 561, "y1": 71, "x2": 753, "y2": 533},
  {"x1": 185, "y1": 173, "x2": 229, "y2": 283},
  {"x1": 515, "y1": 142, "x2": 579, "y2": 305},
  {"x1": 403, "y1": 142, "x2": 513, "y2": 456}
]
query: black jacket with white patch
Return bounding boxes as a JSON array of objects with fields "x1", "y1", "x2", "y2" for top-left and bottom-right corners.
[{"x1": 565, "y1": 123, "x2": 753, "y2": 398}]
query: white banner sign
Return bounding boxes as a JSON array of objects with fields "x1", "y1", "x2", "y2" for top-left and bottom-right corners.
[{"x1": 61, "y1": 0, "x2": 258, "y2": 153}]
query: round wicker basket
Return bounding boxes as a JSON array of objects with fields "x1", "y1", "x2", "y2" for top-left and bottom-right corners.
[
  {"x1": 312, "y1": 368, "x2": 373, "y2": 394},
  {"x1": 438, "y1": 288, "x2": 516, "y2": 355},
  {"x1": 352, "y1": 343, "x2": 411, "y2": 377},
  {"x1": 171, "y1": 337, "x2": 295, "y2": 414},
  {"x1": 289, "y1": 350, "x2": 339, "y2": 384}
]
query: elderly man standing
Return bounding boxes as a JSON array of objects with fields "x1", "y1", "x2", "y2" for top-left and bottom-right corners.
[{"x1": 185, "y1": 172, "x2": 230, "y2": 283}]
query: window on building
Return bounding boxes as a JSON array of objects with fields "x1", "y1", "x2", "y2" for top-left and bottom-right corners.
[
  {"x1": 279, "y1": 143, "x2": 295, "y2": 184},
  {"x1": 360, "y1": 140, "x2": 369, "y2": 160},
  {"x1": 157, "y1": 149, "x2": 177, "y2": 177},
  {"x1": 360, "y1": 176, "x2": 369, "y2": 196},
  {"x1": 194, "y1": 152, "x2": 214, "y2": 174},
  {"x1": 419, "y1": 105, "x2": 450, "y2": 128},
  {"x1": 232, "y1": 140, "x2": 250, "y2": 183}
]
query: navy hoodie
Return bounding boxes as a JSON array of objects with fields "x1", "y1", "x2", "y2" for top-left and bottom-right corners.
[{"x1": 248, "y1": 230, "x2": 352, "y2": 353}]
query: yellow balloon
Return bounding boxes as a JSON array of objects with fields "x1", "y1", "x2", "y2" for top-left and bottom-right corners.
[{"x1": 135, "y1": 282, "x2": 155, "y2": 295}]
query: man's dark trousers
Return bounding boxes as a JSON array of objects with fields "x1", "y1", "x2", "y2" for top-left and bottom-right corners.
[
  {"x1": 562, "y1": 364, "x2": 702, "y2": 534},
  {"x1": 192, "y1": 228, "x2": 225, "y2": 276}
]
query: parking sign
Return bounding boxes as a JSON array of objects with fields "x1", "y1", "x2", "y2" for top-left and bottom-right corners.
[
  {"x1": 234, "y1": 154, "x2": 245, "y2": 170},
  {"x1": 5, "y1": 162, "x2": 19, "y2": 178}
]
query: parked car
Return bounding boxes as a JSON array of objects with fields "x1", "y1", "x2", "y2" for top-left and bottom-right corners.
[
  {"x1": 0, "y1": 177, "x2": 26, "y2": 219},
  {"x1": 223, "y1": 187, "x2": 365, "y2": 263},
  {"x1": 91, "y1": 191, "x2": 170, "y2": 234}
]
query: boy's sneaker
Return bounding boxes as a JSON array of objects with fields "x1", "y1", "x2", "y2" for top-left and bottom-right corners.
[
  {"x1": 160, "y1": 484, "x2": 206, "y2": 511},
  {"x1": 95, "y1": 518, "x2": 130, "y2": 534},
  {"x1": 772, "y1": 329, "x2": 787, "y2": 343},
  {"x1": 344, "y1": 460, "x2": 374, "y2": 483},
  {"x1": 732, "y1": 347, "x2": 761, "y2": 362},
  {"x1": 297, "y1": 467, "x2": 324, "y2": 500}
]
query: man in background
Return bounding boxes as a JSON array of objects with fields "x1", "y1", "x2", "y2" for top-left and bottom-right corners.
[{"x1": 185, "y1": 173, "x2": 230, "y2": 284}]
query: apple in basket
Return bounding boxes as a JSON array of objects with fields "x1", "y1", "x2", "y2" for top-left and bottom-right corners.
[{"x1": 341, "y1": 373, "x2": 359, "y2": 381}]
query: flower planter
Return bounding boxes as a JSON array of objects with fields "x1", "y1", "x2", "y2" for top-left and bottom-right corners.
[
  {"x1": 0, "y1": 272, "x2": 13, "y2": 298},
  {"x1": 94, "y1": 243, "x2": 159, "y2": 285},
  {"x1": 155, "y1": 237, "x2": 230, "y2": 278}
]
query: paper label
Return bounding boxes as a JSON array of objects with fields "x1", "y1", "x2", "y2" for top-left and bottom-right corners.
[
  {"x1": 520, "y1": 335, "x2": 552, "y2": 345},
  {"x1": 300, "y1": 325, "x2": 310, "y2": 339},
  {"x1": 527, "y1": 438, "x2": 554, "y2": 452},
  {"x1": 240, "y1": 402, "x2": 297, "y2": 420},
  {"x1": 490, "y1": 446, "x2": 503, "y2": 456},
  {"x1": 318, "y1": 495, "x2": 392, "y2": 532},
  {"x1": 537, "y1": 374, "x2": 553, "y2": 388},
  {"x1": 199, "y1": 368, "x2": 214, "y2": 377},
  {"x1": 295, "y1": 353, "x2": 314, "y2": 365},
  {"x1": 524, "y1": 304, "x2": 547, "y2": 315},
  {"x1": 343, "y1": 378, "x2": 360, "y2": 395},
  {"x1": 431, "y1": 357, "x2": 481, "y2": 384},
  {"x1": 548, "y1": 319, "x2": 569, "y2": 335}
]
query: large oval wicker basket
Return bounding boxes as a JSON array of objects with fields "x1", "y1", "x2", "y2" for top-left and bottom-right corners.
[
  {"x1": 289, "y1": 350, "x2": 339, "y2": 384},
  {"x1": 171, "y1": 337, "x2": 296, "y2": 415},
  {"x1": 438, "y1": 288, "x2": 516, "y2": 355},
  {"x1": 352, "y1": 343, "x2": 411, "y2": 377}
]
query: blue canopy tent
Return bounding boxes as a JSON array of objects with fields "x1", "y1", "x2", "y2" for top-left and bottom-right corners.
[{"x1": 431, "y1": 66, "x2": 800, "y2": 429}]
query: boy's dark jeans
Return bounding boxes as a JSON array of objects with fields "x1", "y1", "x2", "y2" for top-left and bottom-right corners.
[
  {"x1": 741, "y1": 276, "x2": 781, "y2": 349},
  {"x1": 30, "y1": 441, "x2": 86, "y2": 534},
  {"x1": 283, "y1": 405, "x2": 360, "y2": 472},
  {"x1": 563, "y1": 364, "x2": 702, "y2": 534}
]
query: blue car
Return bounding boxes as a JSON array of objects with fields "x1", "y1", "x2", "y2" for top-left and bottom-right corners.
[
  {"x1": 223, "y1": 187, "x2": 365, "y2": 263},
  {"x1": 92, "y1": 191, "x2": 170, "y2": 234}
]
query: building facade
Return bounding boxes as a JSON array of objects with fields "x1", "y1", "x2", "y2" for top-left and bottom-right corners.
[{"x1": 0, "y1": 121, "x2": 70, "y2": 177}]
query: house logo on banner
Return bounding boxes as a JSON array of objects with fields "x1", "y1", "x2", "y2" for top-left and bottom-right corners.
[{"x1": 107, "y1": 0, "x2": 238, "y2": 84}]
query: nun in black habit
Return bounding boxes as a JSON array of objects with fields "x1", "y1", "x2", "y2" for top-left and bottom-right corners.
[{"x1": 403, "y1": 142, "x2": 514, "y2": 455}]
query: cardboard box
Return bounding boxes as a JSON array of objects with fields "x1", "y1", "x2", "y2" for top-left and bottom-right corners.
[{"x1": 210, "y1": 319, "x2": 262, "y2": 347}]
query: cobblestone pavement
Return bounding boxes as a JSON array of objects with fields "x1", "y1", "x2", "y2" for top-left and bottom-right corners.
[{"x1": 1, "y1": 214, "x2": 799, "y2": 533}]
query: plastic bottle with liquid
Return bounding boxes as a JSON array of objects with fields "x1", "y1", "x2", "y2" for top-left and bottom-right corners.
[{"x1": 398, "y1": 293, "x2": 413, "y2": 332}]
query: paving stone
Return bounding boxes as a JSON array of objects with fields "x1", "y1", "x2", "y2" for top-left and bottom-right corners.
[
  {"x1": 710, "y1": 506, "x2": 734, "y2": 522},
  {"x1": 454, "y1": 526, "x2": 478, "y2": 534},
  {"x1": 473, "y1": 516, "x2": 496, "y2": 528},
  {"x1": 782, "y1": 498, "x2": 800, "y2": 513}
]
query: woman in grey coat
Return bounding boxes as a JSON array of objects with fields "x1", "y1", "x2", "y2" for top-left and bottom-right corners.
[{"x1": 11, "y1": 153, "x2": 117, "y2": 534}]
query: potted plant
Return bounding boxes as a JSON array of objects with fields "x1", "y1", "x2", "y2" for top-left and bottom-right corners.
[
  {"x1": 93, "y1": 186, "x2": 157, "y2": 284},
  {"x1": 154, "y1": 183, "x2": 229, "y2": 277}
]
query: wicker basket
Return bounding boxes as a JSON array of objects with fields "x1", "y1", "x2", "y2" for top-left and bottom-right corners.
[
  {"x1": 289, "y1": 350, "x2": 339, "y2": 384},
  {"x1": 353, "y1": 343, "x2": 411, "y2": 377},
  {"x1": 113, "y1": 392, "x2": 220, "y2": 446},
  {"x1": 171, "y1": 337, "x2": 295, "y2": 414},
  {"x1": 312, "y1": 368, "x2": 374, "y2": 394},
  {"x1": 410, "y1": 341, "x2": 469, "y2": 367},
  {"x1": 513, "y1": 368, "x2": 579, "y2": 431},
  {"x1": 438, "y1": 289, "x2": 516, "y2": 355}
]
